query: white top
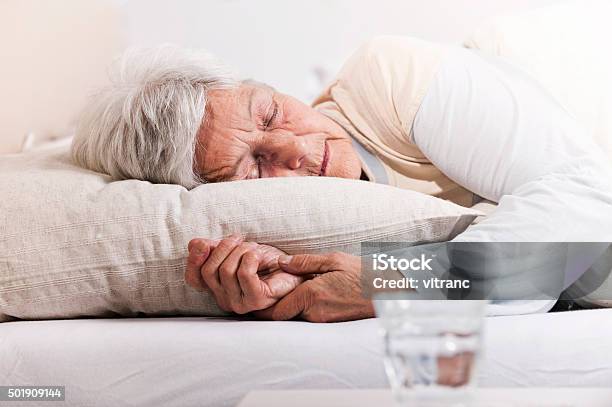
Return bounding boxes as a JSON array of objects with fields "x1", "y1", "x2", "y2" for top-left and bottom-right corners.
[
  {"x1": 414, "y1": 48, "x2": 612, "y2": 242},
  {"x1": 413, "y1": 48, "x2": 612, "y2": 315}
]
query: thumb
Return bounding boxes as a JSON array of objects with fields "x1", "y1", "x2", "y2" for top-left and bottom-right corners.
[
  {"x1": 188, "y1": 238, "x2": 220, "y2": 253},
  {"x1": 253, "y1": 284, "x2": 310, "y2": 321},
  {"x1": 277, "y1": 253, "x2": 339, "y2": 275}
]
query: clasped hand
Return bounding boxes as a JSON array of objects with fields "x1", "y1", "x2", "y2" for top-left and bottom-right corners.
[{"x1": 185, "y1": 235, "x2": 374, "y2": 322}]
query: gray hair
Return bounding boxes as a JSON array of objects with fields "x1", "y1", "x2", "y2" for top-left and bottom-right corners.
[{"x1": 71, "y1": 45, "x2": 238, "y2": 188}]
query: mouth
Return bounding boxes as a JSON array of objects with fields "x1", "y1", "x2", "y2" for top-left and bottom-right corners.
[{"x1": 319, "y1": 142, "x2": 330, "y2": 176}]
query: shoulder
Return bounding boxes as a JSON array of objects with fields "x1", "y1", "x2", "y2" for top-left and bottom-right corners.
[
  {"x1": 312, "y1": 36, "x2": 453, "y2": 158},
  {"x1": 314, "y1": 36, "x2": 450, "y2": 104}
]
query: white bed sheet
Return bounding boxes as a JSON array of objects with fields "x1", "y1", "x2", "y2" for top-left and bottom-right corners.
[{"x1": 1, "y1": 309, "x2": 611, "y2": 407}]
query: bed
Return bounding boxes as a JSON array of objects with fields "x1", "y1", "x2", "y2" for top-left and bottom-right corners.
[
  {"x1": 2, "y1": 3, "x2": 612, "y2": 407},
  {"x1": 2, "y1": 309, "x2": 611, "y2": 407}
]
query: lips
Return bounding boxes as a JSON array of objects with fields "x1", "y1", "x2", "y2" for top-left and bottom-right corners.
[{"x1": 319, "y1": 142, "x2": 330, "y2": 176}]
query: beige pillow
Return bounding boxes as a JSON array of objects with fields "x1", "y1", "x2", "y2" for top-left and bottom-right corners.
[{"x1": 0, "y1": 147, "x2": 479, "y2": 322}]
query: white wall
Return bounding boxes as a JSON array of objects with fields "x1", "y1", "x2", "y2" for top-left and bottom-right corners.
[
  {"x1": 0, "y1": 0, "x2": 124, "y2": 154},
  {"x1": 122, "y1": 0, "x2": 561, "y2": 101},
  {"x1": 0, "y1": 0, "x2": 562, "y2": 153}
]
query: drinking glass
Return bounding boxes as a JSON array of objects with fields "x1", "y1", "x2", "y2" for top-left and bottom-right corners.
[{"x1": 375, "y1": 299, "x2": 487, "y2": 406}]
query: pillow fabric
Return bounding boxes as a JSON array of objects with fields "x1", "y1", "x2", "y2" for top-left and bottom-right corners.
[
  {"x1": 464, "y1": 0, "x2": 612, "y2": 161},
  {"x1": 0, "y1": 147, "x2": 479, "y2": 322}
]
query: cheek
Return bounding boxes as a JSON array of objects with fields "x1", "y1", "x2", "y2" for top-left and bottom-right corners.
[
  {"x1": 218, "y1": 144, "x2": 246, "y2": 161},
  {"x1": 198, "y1": 136, "x2": 249, "y2": 177},
  {"x1": 329, "y1": 140, "x2": 361, "y2": 179}
]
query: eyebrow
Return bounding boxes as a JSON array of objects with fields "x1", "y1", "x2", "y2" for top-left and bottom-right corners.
[{"x1": 201, "y1": 163, "x2": 236, "y2": 183}]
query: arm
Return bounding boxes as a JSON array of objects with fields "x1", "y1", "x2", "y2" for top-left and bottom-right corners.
[
  {"x1": 411, "y1": 48, "x2": 612, "y2": 312},
  {"x1": 412, "y1": 48, "x2": 612, "y2": 242}
]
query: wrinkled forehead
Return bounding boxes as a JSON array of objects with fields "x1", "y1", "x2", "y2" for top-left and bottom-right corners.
[{"x1": 203, "y1": 84, "x2": 272, "y2": 130}]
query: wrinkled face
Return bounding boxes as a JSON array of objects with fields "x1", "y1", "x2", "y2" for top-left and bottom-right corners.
[{"x1": 194, "y1": 83, "x2": 361, "y2": 182}]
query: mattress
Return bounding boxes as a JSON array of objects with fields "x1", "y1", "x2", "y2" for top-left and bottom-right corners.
[{"x1": 1, "y1": 309, "x2": 611, "y2": 407}]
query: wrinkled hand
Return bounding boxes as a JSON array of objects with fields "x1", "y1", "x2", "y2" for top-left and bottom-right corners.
[
  {"x1": 185, "y1": 235, "x2": 303, "y2": 314},
  {"x1": 255, "y1": 252, "x2": 375, "y2": 322}
]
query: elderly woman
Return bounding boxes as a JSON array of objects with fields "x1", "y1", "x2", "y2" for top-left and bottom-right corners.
[{"x1": 72, "y1": 36, "x2": 612, "y2": 321}]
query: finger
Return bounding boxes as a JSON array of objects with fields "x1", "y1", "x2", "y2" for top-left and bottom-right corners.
[
  {"x1": 218, "y1": 242, "x2": 258, "y2": 307},
  {"x1": 254, "y1": 284, "x2": 311, "y2": 321},
  {"x1": 277, "y1": 253, "x2": 342, "y2": 275},
  {"x1": 188, "y1": 237, "x2": 219, "y2": 253},
  {"x1": 185, "y1": 239, "x2": 214, "y2": 290},
  {"x1": 254, "y1": 245, "x2": 285, "y2": 271},
  {"x1": 260, "y1": 269, "x2": 306, "y2": 297},
  {"x1": 200, "y1": 235, "x2": 243, "y2": 298},
  {"x1": 236, "y1": 250, "x2": 264, "y2": 301}
]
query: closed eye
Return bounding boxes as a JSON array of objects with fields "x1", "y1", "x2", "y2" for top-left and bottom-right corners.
[
  {"x1": 264, "y1": 103, "x2": 279, "y2": 129},
  {"x1": 256, "y1": 157, "x2": 263, "y2": 178},
  {"x1": 247, "y1": 156, "x2": 263, "y2": 180}
]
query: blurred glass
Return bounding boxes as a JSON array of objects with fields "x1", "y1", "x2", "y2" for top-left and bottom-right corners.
[{"x1": 375, "y1": 300, "x2": 487, "y2": 406}]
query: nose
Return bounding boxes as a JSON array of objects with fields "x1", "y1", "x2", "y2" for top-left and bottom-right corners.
[{"x1": 259, "y1": 133, "x2": 308, "y2": 171}]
